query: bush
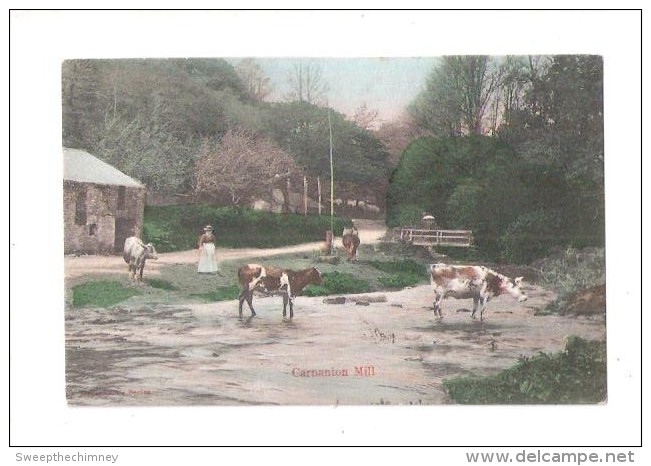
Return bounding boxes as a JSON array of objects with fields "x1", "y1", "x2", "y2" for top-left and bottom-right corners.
[
  {"x1": 537, "y1": 247, "x2": 605, "y2": 314},
  {"x1": 377, "y1": 274, "x2": 421, "y2": 289},
  {"x1": 72, "y1": 280, "x2": 141, "y2": 307},
  {"x1": 302, "y1": 272, "x2": 371, "y2": 296},
  {"x1": 500, "y1": 210, "x2": 563, "y2": 264},
  {"x1": 369, "y1": 259, "x2": 427, "y2": 289},
  {"x1": 388, "y1": 204, "x2": 424, "y2": 228},
  {"x1": 143, "y1": 205, "x2": 353, "y2": 252},
  {"x1": 443, "y1": 336, "x2": 607, "y2": 404}
]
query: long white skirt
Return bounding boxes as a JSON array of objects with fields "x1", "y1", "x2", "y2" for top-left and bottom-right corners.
[{"x1": 198, "y1": 243, "x2": 219, "y2": 273}]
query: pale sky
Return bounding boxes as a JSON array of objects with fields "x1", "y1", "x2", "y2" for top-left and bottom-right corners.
[{"x1": 233, "y1": 57, "x2": 439, "y2": 124}]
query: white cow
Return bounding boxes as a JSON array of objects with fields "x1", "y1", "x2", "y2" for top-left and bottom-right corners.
[
  {"x1": 123, "y1": 237, "x2": 158, "y2": 281},
  {"x1": 429, "y1": 263, "x2": 527, "y2": 321}
]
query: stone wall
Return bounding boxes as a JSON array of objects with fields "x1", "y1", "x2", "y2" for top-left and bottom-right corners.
[{"x1": 63, "y1": 180, "x2": 145, "y2": 255}]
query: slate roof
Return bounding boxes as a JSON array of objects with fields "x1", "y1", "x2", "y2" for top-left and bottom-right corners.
[{"x1": 63, "y1": 148, "x2": 143, "y2": 188}]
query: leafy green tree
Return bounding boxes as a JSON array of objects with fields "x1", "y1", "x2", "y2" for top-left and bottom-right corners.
[
  {"x1": 259, "y1": 101, "x2": 390, "y2": 204},
  {"x1": 500, "y1": 55, "x2": 604, "y2": 247},
  {"x1": 502, "y1": 55, "x2": 603, "y2": 185},
  {"x1": 409, "y1": 56, "x2": 500, "y2": 136},
  {"x1": 92, "y1": 114, "x2": 196, "y2": 193},
  {"x1": 62, "y1": 58, "x2": 253, "y2": 193}
]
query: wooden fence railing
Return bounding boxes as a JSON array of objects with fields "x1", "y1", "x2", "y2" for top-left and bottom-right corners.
[{"x1": 396, "y1": 228, "x2": 473, "y2": 248}]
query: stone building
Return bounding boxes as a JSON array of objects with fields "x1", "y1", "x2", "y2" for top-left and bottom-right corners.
[{"x1": 63, "y1": 148, "x2": 145, "y2": 254}]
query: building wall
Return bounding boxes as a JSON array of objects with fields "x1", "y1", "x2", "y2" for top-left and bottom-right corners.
[{"x1": 63, "y1": 180, "x2": 145, "y2": 255}]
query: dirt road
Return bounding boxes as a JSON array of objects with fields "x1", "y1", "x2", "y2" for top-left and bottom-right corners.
[{"x1": 64, "y1": 219, "x2": 387, "y2": 279}]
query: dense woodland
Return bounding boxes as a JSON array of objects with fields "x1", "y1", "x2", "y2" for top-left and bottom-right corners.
[
  {"x1": 62, "y1": 55, "x2": 604, "y2": 264},
  {"x1": 62, "y1": 58, "x2": 389, "y2": 207}
]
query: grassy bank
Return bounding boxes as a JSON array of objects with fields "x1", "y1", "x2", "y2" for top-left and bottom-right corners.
[
  {"x1": 67, "y1": 243, "x2": 436, "y2": 308},
  {"x1": 71, "y1": 280, "x2": 142, "y2": 307},
  {"x1": 536, "y1": 247, "x2": 605, "y2": 314},
  {"x1": 443, "y1": 336, "x2": 607, "y2": 404},
  {"x1": 143, "y1": 205, "x2": 353, "y2": 252}
]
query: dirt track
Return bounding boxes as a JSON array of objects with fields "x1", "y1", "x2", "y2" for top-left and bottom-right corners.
[
  {"x1": 65, "y1": 220, "x2": 606, "y2": 406},
  {"x1": 64, "y1": 218, "x2": 387, "y2": 279}
]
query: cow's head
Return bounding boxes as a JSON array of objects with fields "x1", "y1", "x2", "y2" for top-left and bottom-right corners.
[
  {"x1": 145, "y1": 243, "x2": 158, "y2": 260},
  {"x1": 502, "y1": 276, "x2": 527, "y2": 302}
]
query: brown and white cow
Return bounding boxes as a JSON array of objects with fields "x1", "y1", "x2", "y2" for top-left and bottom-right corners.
[
  {"x1": 123, "y1": 236, "x2": 158, "y2": 281},
  {"x1": 237, "y1": 263, "x2": 322, "y2": 318},
  {"x1": 428, "y1": 263, "x2": 527, "y2": 321},
  {"x1": 342, "y1": 227, "x2": 360, "y2": 261}
]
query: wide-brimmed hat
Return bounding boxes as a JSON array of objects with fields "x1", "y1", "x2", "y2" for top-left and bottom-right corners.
[{"x1": 204, "y1": 225, "x2": 213, "y2": 231}]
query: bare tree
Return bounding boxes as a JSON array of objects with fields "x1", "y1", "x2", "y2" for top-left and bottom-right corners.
[
  {"x1": 234, "y1": 58, "x2": 273, "y2": 102},
  {"x1": 352, "y1": 102, "x2": 379, "y2": 130},
  {"x1": 194, "y1": 129, "x2": 302, "y2": 206},
  {"x1": 375, "y1": 114, "x2": 423, "y2": 166},
  {"x1": 285, "y1": 61, "x2": 329, "y2": 105}
]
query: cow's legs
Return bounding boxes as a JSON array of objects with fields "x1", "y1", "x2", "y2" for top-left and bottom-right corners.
[
  {"x1": 479, "y1": 297, "x2": 489, "y2": 321},
  {"x1": 138, "y1": 264, "x2": 145, "y2": 281},
  {"x1": 238, "y1": 289, "x2": 256, "y2": 317},
  {"x1": 433, "y1": 292, "x2": 443, "y2": 318},
  {"x1": 238, "y1": 289, "x2": 246, "y2": 317},
  {"x1": 246, "y1": 293, "x2": 256, "y2": 317},
  {"x1": 289, "y1": 295, "x2": 295, "y2": 319},
  {"x1": 471, "y1": 296, "x2": 480, "y2": 319}
]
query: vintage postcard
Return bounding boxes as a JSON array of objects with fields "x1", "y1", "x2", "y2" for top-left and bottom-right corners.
[
  {"x1": 62, "y1": 55, "x2": 606, "y2": 407},
  {"x1": 9, "y1": 9, "x2": 642, "y2": 453}
]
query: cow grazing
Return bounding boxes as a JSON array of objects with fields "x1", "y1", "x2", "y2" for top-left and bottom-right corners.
[
  {"x1": 123, "y1": 236, "x2": 158, "y2": 281},
  {"x1": 428, "y1": 263, "x2": 527, "y2": 321},
  {"x1": 342, "y1": 227, "x2": 360, "y2": 261},
  {"x1": 237, "y1": 263, "x2": 322, "y2": 318}
]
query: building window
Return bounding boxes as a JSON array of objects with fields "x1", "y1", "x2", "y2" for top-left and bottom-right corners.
[
  {"x1": 117, "y1": 186, "x2": 126, "y2": 210},
  {"x1": 75, "y1": 189, "x2": 87, "y2": 225},
  {"x1": 88, "y1": 224, "x2": 97, "y2": 236}
]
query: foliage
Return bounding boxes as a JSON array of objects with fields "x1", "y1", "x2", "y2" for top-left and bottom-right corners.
[
  {"x1": 409, "y1": 56, "x2": 501, "y2": 136},
  {"x1": 62, "y1": 58, "x2": 391, "y2": 204},
  {"x1": 386, "y1": 135, "x2": 525, "y2": 254},
  {"x1": 71, "y1": 280, "x2": 141, "y2": 307},
  {"x1": 443, "y1": 336, "x2": 607, "y2": 404},
  {"x1": 302, "y1": 271, "x2": 371, "y2": 296},
  {"x1": 375, "y1": 115, "x2": 423, "y2": 167},
  {"x1": 502, "y1": 56, "x2": 603, "y2": 184},
  {"x1": 368, "y1": 259, "x2": 427, "y2": 289},
  {"x1": 536, "y1": 247, "x2": 606, "y2": 314},
  {"x1": 62, "y1": 58, "x2": 247, "y2": 193},
  {"x1": 396, "y1": 55, "x2": 604, "y2": 264},
  {"x1": 500, "y1": 55, "x2": 604, "y2": 247},
  {"x1": 389, "y1": 204, "x2": 424, "y2": 228},
  {"x1": 500, "y1": 209, "x2": 563, "y2": 264},
  {"x1": 92, "y1": 114, "x2": 197, "y2": 193},
  {"x1": 192, "y1": 285, "x2": 241, "y2": 302},
  {"x1": 143, "y1": 205, "x2": 352, "y2": 252},
  {"x1": 234, "y1": 58, "x2": 273, "y2": 102},
  {"x1": 387, "y1": 130, "x2": 603, "y2": 263},
  {"x1": 259, "y1": 101, "x2": 390, "y2": 202}
]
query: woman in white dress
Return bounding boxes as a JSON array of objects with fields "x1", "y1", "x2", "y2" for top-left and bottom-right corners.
[{"x1": 197, "y1": 225, "x2": 219, "y2": 274}]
